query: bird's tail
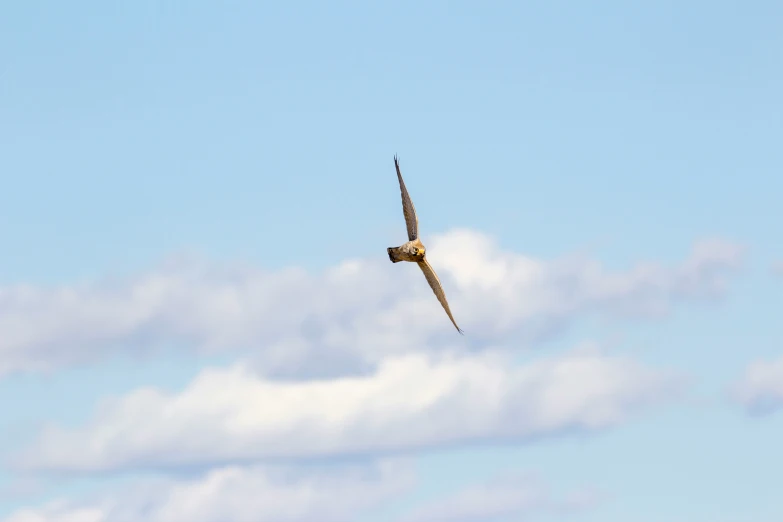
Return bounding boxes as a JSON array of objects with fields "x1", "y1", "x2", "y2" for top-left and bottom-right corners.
[{"x1": 387, "y1": 247, "x2": 402, "y2": 263}]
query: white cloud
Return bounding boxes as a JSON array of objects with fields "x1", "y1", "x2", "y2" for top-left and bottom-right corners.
[
  {"x1": 2, "y1": 459, "x2": 414, "y2": 522},
  {"x1": 1, "y1": 464, "x2": 601, "y2": 522},
  {"x1": 16, "y1": 347, "x2": 683, "y2": 474},
  {"x1": 0, "y1": 230, "x2": 743, "y2": 378},
  {"x1": 732, "y1": 354, "x2": 783, "y2": 416}
]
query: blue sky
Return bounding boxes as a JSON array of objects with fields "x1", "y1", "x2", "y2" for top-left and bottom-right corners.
[{"x1": 1, "y1": 1, "x2": 782, "y2": 521}]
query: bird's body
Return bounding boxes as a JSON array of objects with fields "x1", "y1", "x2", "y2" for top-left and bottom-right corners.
[
  {"x1": 387, "y1": 156, "x2": 464, "y2": 334},
  {"x1": 387, "y1": 238, "x2": 425, "y2": 263}
]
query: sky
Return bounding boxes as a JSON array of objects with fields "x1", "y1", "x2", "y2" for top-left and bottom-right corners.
[{"x1": 1, "y1": 1, "x2": 782, "y2": 521}]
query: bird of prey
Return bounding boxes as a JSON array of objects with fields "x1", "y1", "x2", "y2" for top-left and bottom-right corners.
[{"x1": 387, "y1": 155, "x2": 464, "y2": 334}]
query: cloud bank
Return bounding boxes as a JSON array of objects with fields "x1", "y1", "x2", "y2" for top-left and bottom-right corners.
[
  {"x1": 0, "y1": 230, "x2": 743, "y2": 379},
  {"x1": 16, "y1": 346, "x2": 682, "y2": 474},
  {"x1": 0, "y1": 229, "x2": 742, "y2": 521}
]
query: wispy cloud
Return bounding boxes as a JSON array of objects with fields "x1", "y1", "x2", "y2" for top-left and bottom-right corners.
[
  {"x1": 1, "y1": 462, "x2": 602, "y2": 522},
  {"x1": 732, "y1": 354, "x2": 783, "y2": 416},
  {"x1": 398, "y1": 472, "x2": 599, "y2": 522},
  {"x1": 1, "y1": 459, "x2": 415, "y2": 522},
  {"x1": 0, "y1": 230, "x2": 743, "y2": 379},
  {"x1": 14, "y1": 346, "x2": 683, "y2": 474}
]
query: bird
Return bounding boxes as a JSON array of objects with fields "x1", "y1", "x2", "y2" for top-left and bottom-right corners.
[{"x1": 387, "y1": 155, "x2": 464, "y2": 334}]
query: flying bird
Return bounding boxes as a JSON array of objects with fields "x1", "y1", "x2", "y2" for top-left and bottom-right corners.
[{"x1": 387, "y1": 155, "x2": 464, "y2": 334}]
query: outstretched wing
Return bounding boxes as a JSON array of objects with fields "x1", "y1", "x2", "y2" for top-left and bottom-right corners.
[
  {"x1": 417, "y1": 259, "x2": 464, "y2": 334},
  {"x1": 394, "y1": 155, "x2": 418, "y2": 241}
]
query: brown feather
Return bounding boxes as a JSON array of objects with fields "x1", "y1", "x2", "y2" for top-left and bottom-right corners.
[
  {"x1": 394, "y1": 155, "x2": 419, "y2": 241},
  {"x1": 417, "y1": 259, "x2": 464, "y2": 334}
]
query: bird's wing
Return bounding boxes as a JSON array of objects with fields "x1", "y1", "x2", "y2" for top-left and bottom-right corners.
[
  {"x1": 417, "y1": 259, "x2": 464, "y2": 334},
  {"x1": 394, "y1": 155, "x2": 418, "y2": 241}
]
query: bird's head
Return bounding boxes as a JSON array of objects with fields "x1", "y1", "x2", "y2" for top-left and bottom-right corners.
[{"x1": 412, "y1": 246, "x2": 426, "y2": 258}]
